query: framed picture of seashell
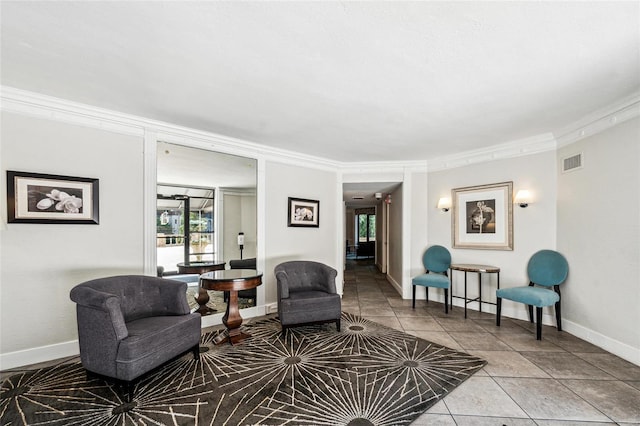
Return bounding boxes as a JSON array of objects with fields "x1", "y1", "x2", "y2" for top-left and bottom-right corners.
[{"x1": 6, "y1": 171, "x2": 99, "y2": 224}]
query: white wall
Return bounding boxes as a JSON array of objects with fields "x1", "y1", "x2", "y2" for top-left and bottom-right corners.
[
  {"x1": 557, "y1": 117, "x2": 640, "y2": 364},
  {"x1": 0, "y1": 112, "x2": 144, "y2": 368},
  {"x1": 263, "y1": 161, "x2": 340, "y2": 304},
  {"x1": 221, "y1": 191, "x2": 256, "y2": 263},
  {"x1": 387, "y1": 184, "x2": 404, "y2": 290},
  {"x1": 408, "y1": 170, "x2": 429, "y2": 299},
  {"x1": 1, "y1": 90, "x2": 637, "y2": 369},
  {"x1": 427, "y1": 151, "x2": 558, "y2": 315}
]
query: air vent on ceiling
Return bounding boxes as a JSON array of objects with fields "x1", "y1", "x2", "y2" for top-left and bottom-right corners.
[
  {"x1": 562, "y1": 153, "x2": 583, "y2": 173},
  {"x1": 352, "y1": 196, "x2": 364, "y2": 200}
]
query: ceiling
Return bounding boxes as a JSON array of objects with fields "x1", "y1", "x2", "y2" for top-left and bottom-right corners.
[
  {"x1": 1, "y1": 2, "x2": 639, "y2": 207},
  {"x1": 1, "y1": 2, "x2": 639, "y2": 166}
]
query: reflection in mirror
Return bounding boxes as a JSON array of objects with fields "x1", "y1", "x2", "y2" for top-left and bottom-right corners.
[{"x1": 156, "y1": 142, "x2": 257, "y2": 312}]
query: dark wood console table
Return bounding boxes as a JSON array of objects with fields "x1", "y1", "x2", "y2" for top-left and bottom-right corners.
[
  {"x1": 200, "y1": 269, "x2": 263, "y2": 345},
  {"x1": 177, "y1": 261, "x2": 226, "y2": 316},
  {"x1": 449, "y1": 264, "x2": 500, "y2": 318}
]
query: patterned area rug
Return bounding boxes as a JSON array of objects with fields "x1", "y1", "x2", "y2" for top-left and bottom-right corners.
[{"x1": 1, "y1": 312, "x2": 485, "y2": 425}]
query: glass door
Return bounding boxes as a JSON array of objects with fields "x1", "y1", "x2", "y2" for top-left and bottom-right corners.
[{"x1": 156, "y1": 186, "x2": 215, "y2": 274}]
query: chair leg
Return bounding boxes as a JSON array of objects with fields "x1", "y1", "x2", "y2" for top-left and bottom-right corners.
[
  {"x1": 412, "y1": 285, "x2": 416, "y2": 309},
  {"x1": 536, "y1": 307, "x2": 543, "y2": 340},
  {"x1": 444, "y1": 288, "x2": 449, "y2": 314},
  {"x1": 527, "y1": 304, "x2": 534, "y2": 323},
  {"x1": 336, "y1": 318, "x2": 341, "y2": 332},
  {"x1": 555, "y1": 300, "x2": 562, "y2": 332},
  {"x1": 192, "y1": 343, "x2": 200, "y2": 361},
  {"x1": 554, "y1": 285, "x2": 562, "y2": 332},
  {"x1": 496, "y1": 298, "x2": 502, "y2": 326}
]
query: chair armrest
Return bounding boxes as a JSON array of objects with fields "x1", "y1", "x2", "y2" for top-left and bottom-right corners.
[
  {"x1": 70, "y1": 286, "x2": 128, "y2": 341},
  {"x1": 319, "y1": 265, "x2": 338, "y2": 294},
  {"x1": 275, "y1": 270, "x2": 290, "y2": 299}
]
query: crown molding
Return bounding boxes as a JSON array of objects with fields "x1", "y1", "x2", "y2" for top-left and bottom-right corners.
[
  {"x1": 427, "y1": 133, "x2": 557, "y2": 172},
  {"x1": 0, "y1": 86, "x2": 146, "y2": 137},
  {"x1": 553, "y1": 91, "x2": 640, "y2": 147},
  {"x1": 0, "y1": 86, "x2": 339, "y2": 172},
  {"x1": 3, "y1": 85, "x2": 638, "y2": 175}
]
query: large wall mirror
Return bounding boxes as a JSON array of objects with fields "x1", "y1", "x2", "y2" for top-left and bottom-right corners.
[{"x1": 156, "y1": 141, "x2": 257, "y2": 312}]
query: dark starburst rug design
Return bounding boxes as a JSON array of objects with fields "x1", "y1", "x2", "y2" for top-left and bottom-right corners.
[{"x1": 1, "y1": 312, "x2": 486, "y2": 425}]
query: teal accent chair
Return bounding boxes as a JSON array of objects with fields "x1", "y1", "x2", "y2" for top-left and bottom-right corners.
[
  {"x1": 496, "y1": 250, "x2": 569, "y2": 340},
  {"x1": 412, "y1": 245, "x2": 452, "y2": 313}
]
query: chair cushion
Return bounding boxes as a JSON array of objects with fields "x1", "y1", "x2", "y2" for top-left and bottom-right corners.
[
  {"x1": 116, "y1": 313, "x2": 201, "y2": 381},
  {"x1": 279, "y1": 291, "x2": 341, "y2": 326},
  {"x1": 412, "y1": 273, "x2": 449, "y2": 289},
  {"x1": 496, "y1": 286, "x2": 559, "y2": 308}
]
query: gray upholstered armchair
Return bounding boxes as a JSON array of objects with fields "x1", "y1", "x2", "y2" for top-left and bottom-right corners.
[
  {"x1": 69, "y1": 275, "x2": 201, "y2": 388},
  {"x1": 275, "y1": 261, "x2": 341, "y2": 331}
]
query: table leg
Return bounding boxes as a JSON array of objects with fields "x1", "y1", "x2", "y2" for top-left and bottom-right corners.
[
  {"x1": 213, "y1": 290, "x2": 251, "y2": 345},
  {"x1": 450, "y1": 270, "x2": 454, "y2": 311},
  {"x1": 464, "y1": 271, "x2": 468, "y2": 318},
  {"x1": 478, "y1": 272, "x2": 482, "y2": 313},
  {"x1": 195, "y1": 286, "x2": 216, "y2": 316}
]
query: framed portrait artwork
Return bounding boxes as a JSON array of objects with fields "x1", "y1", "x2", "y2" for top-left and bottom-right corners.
[
  {"x1": 6, "y1": 170, "x2": 99, "y2": 224},
  {"x1": 287, "y1": 197, "x2": 319, "y2": 228},
  {"x1": 452, "y1": 181, "x2": 513, "y2": 250}
]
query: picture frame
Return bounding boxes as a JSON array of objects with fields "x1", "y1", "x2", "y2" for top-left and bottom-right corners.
[
  {"x1": 287, "y1": 197, "x2": 319, "y2": 228},
  {"x1": 7, "y1": 170, "x2": 99, "y2": 224},
  {"x1": 452, "y1": 181, "x2": 513, "y2": 250}
]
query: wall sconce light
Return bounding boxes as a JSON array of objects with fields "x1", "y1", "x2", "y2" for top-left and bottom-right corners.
[
  {"x1": 514, "y1": 190, "x2": 532, "y2": 208},
  {"x1": 237, "y1": 232, "x2": 245, "y2": 259},
  {"x1": 437, "y1": 197, "x2": 451, "y2": 212}
]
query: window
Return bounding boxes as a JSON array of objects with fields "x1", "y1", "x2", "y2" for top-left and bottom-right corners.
[
  {"x1": 156, "y1": 186, "x2": 215, "y2": 273},
  {"x1": 357, "y1": 212, "x2": 376, "y2": 243}
]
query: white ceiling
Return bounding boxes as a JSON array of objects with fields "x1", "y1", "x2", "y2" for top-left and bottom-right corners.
[{"x1": 1, "y1": 1, "x2": 639, "y2": 164}]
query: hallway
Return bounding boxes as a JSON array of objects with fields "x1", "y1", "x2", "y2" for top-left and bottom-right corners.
[{"x1": 342, "y1": 258, "x2": 640, "y2": 425}]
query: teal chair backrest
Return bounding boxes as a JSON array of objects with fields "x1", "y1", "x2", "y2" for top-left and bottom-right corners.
[
  {"x1": 423, "y1": 245, "x2": 451, "y2": 273},
  {"x1": 527, "y1": 250, "x2": 569, "y2": 287}
]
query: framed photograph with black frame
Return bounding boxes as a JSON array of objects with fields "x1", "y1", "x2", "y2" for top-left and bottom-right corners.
[
  {"x1": 452, "y1": 181, "x2": 513, "y2": 250},
  {"x1": 7, "y1": 170, "x2": 99, "y2": 224},
  {"x1": 287, "y1": 197, "x2": 319, "y2": 228}
]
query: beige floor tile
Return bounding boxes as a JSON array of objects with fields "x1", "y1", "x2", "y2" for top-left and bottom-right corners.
[
  {"x1": 411, "y1": 413, "x2": 457, "y2": 425},
  {"x1": 425, "y1": 399, "x2": 449, "y2": 414},
  {"x1": 626, "y1": 380, "x2": 640, "y2": 391},
  {"x1": 453, "y1": 415, "x2": 537, "y2": 425},
  {"x1": 519, "y1": 351, "x2": 616, "y2": 380},
  {"x1": 361, "y1": 315, "x2": 403, "y2": 331},
  {"x1": 398, "y1": 316, "x2": 446, "y2": 332},
  {"x1": 359, "y1": 306, "x2": 396, "y2": 316},
  {"x1": 494, "y1": 377, "x2": 611, "y2": 422},
  {"x1": 532, "y1": 421, "x2": 616, "y2": 426},
  {"x1": 573, "y1": 352, "x2": 640, "y2": 381},
  {"x1": 498, "y1": 333, "x2": 565, "y2": 352},
  {"x1": 449, "y1": 332, "x2": 512, "y2": 351},
  {"x1": 406, "y1": 331, "x2": 464, "y2": 350},
  {"x1": 470, "y1": 350, "x2": 550, "y2": 378},
  {"x1": 561, "y1": 379, "x2": 640, "y2": 423},
  {"x1": 434, "y1": 317, "x2": 487, "y2": 333},
  {"x1": 443, "y1": 376, "x2": 529, "y2": 418}
]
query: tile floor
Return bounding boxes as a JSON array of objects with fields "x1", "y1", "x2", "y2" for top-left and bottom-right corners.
[
  {"x1": 2, "y1": 259, "x2": 640, "y2": 425},
  {"x1": 343, "y1": 259, "x2": 640, "y2": 425}
]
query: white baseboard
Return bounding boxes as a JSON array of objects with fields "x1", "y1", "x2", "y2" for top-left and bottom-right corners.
[
  {"x1": 386, "y1": 275, "x2": 402, "y2": 294},
  {"x1": 1, "y1": 304, "x2": 274, "y2": 370},
  {"x1": 1, "y1": 340, "x2": 80, "y2": 371},
  {"x1": 562, "y1": 319, "x2": 640, "y2": 366}
]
